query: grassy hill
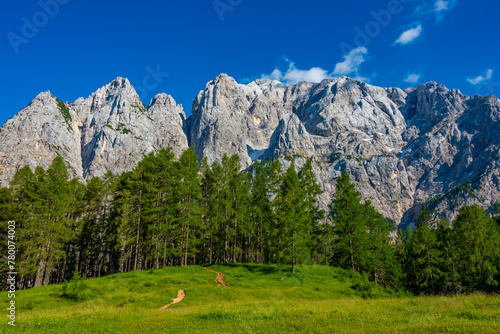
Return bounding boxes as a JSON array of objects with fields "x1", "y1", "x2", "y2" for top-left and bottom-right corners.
[{"x1": 2, "y1": 264, "x2": 500, "y2": 333}]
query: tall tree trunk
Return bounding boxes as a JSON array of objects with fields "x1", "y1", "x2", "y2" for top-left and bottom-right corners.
[
  {"x1": 134, "y1": 216, "x2": 141, "y2": 271},
  {"x1": 184, "y1": 228, "x2": 189, "y2": 266},
  {"x1": 34, "y1": 259, "x2": 46, "y2": 287},
  {"x1": 426, "y1": 243, "x2": 435, "y2": 294},
  {"x1": 348, "y1": 230, "x2": 355, "y2": 271}
]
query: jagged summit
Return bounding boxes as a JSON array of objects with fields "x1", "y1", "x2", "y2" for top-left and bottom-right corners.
[
  {"x1": 1, "y1": 74, "x2": 499, "y2": 225},
  {"x1": 0, "y1": 77, "x2": 188, "y2": 184}
]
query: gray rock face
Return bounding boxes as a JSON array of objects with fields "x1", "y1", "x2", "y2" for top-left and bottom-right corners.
[
  {"x1": 261, "y1": 113, "x2": 315, "y2": 161},
  {"x1": 1, "y1": 74, "x2": 499, "y2": 226},
  {"x1": 0, "y1": 91, "x2": 82, "y2": 181},
  {"x1": 187, "y1": 74, "x2": 291, "y2": 167},
  {"x1": 0, "y1": 77, "x2": 188, "y2": 184},
  {"x1": 186, "y1": 75, "x2": 500, "y2": 225}
]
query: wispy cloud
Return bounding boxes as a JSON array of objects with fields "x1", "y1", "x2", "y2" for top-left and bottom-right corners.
[
  {"x1": 404, "y1": 73, "x2": 421, "y2": 84},
  {"x1": 259, "y1": 48, "x2": 370, "y2": 85},
  {"x1": 395, "y1": 1, "x2": 457, "y2": 48},
  {"x1": 467, "y1": 69, "x2": 493, "y2": 85},
  {"x1": 415, "y1": 0, "x2": 458, "y2": 21},
  {"x1": 435, "y1": 0, "x2": 450, "y2": 11},
  {"x1": 333, "y1": 47, "x2": 368, "y2": 76},
  {"x1": 395, "y1": 25, "x2": 423, "y2": 45},
  {"x1": 434, "y1": 0, "x2": 458, "y2": 20},
  {"x1": 261, "y1": 57, "x2": 332, "y2": 84}
]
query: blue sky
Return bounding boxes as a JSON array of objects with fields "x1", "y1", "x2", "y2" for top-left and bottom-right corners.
[{"x1": 1, "y1": 0, "x2": 498, "y2": 126}]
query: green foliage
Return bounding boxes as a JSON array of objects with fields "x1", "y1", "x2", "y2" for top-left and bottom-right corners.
[
  {"x1": 275, "y1": 161, "x2": 309, "y2": 272},
  {"x1": 6, "y1": 148, "x2": 498, "y2": 298},
  {"x1": 327, "y1": 171, "x2": 403, "y2": 290},
  {"x1": 103, "y1": 123, "x2": 133, "y2": 134},
  {"x1": 7, "y1": 264, "x2": 499, "y2": 333},
  {"x1": 55, "y1": 98, "x2": 73, "y2": 132},
  {"x1": 453, "y1": 205, "x2": 500, "y2": 292},
  {"x1": 426, "y1": 179, "x2": 477, "y2": 211},
  {"x1": 59, "y1": 271, "x2": 88, "y2": 301},
  {"x1": 131, "y1": 102, "x2": 147, "y2": 114},
  {"x1": 489, "y1": 202, "x2": 500, "y2": 215},
  {"x1": 330, "y1": 170, "x2": 366, "y2": 272}
]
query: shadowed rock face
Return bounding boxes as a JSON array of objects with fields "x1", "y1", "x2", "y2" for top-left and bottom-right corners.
[{"x1": 1, "y1": 74, "x2": 499, "y2": 226}]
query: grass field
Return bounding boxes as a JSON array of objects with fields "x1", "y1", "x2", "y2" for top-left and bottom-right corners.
[{"x1": 2, "y1": 264, "x2": 499, "y2": 333}]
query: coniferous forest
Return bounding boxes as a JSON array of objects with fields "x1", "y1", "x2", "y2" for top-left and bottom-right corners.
[{"x1": 1, "y1": 147, "x2": 499, "y2": 295}]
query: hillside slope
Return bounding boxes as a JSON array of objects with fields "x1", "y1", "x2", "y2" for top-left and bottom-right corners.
[{"x1": 4, "y1": 264, "x2": 499, "y2": 333}]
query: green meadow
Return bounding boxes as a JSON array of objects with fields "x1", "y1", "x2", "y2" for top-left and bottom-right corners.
[{"x1": 2, "y1": 264, "x2": 499, "y2": 333}]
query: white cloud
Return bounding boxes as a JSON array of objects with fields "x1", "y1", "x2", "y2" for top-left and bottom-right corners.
[
  {"x1": 283, "y1": 67, "x2": 332, "y2": 84},
  {"x1": 404, "y1": 73, "x2": 421, "y2": 84},
  {"x1": 261, "y1": 59, "x2": 332, "y2": 85},
  {"x1": 435, "y1": 0, "x2": 449, "y2": 11},
  {"x1": 333, "y1": 47, "x2": 368, "y2": 76},
  {"x1": 395, "y1": 25, "x2": 423, "y2": 45},
  {"x1": 259, "y1": 48, "x2": 370, "y2": 85},
  {"x1": 434, "y1": 0, "x2": 458, "y2": 20},
  {"x1": 416, "y1": 0, "x2": 458, "y2": 21},
  {"x1": 265, "y1": 68, "x2": 283, "y2": 81},
  {"x1": 467, "y1": 69, "x2": 493, "y2": 85}
]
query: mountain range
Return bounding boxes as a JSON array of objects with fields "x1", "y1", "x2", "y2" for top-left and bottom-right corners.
[{"x1": 1, "y1": 74, "x2": 499, "y2": 226}]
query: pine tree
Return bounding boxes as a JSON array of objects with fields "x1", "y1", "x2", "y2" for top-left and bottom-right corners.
[
  {"x1": 330, "y1": 170, "x2": 366, "y2": 272},
  {"x1": 363, "y1": 202, "x2": 402, "y2": 288},
  {"x1": 436, "y1": 218, "x2": 460, "y2": 293},
  {"x1": 453, "y1": 205, "x2": 499, "y2": 292},
  {"x1": 176, "y1": 147, "x2": 203, "y2": 266},
  {"x1": 228, "y1": 154, "x2": 250, "y2": 263},
  {"x1": 127, "y1": 156, "x2": 149, "y2": 270},
  {"x1": 153, "y1": 148, "x2": 178, "y2": 268},
  {"x1": 206, "y1": 160, "x2": 226, "y2": 264},
  {"x1": 268, "y1": 159, "x2": 283, "y2": 263},
  {"x1": 406, "y1": 206, "x2": 442, "y2": 294},
  {"x1": 250, "y1": 163, "x2": 273, "y2": 263},
  {"x1": 298, "y1": 159, "x2": 324, "y2": 262},
  {"x1": 9, "y1": 166, "x2": 38, "y2": 286},
  {"x1": 25, "y1": 157, "x2": 78, "y2": 286},
  {"x1": 200, "y1": 157, "x2": 216, "y2": 264},
  {"x1": 277, "y1": 161, "x2": 309, "y2": 273},
  {"x1": 113, "y1": 171, "x2": 136, "y2": 272},
  {"x1": 78, "y1": 172, "x2": 117, "y2": 278},
  {"x1": 0, "y1": 186, "x2": 14, "y2": 288}
]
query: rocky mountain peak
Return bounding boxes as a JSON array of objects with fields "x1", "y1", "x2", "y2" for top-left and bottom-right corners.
[
  {"x1": 1, "y1": 74, "x2": 499, "y2": 226},
  {"x1": 31, "y1": 90, "x2": 56, "y2": 104},
  {"x1": 0, "y1": 77, "x2": 188, "y2": 185},
  {"x1": 148, "y1": 93, "x2": 177, "y2": 109}
]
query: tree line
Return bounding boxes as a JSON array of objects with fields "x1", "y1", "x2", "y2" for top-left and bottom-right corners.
[{"x1": 1, "y1": 146, "x2": 499, "y2": 294}]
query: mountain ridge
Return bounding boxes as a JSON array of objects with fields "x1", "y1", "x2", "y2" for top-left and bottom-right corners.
[{"x1": 1, "y1": 74, "x2": 499, "y2": 226}]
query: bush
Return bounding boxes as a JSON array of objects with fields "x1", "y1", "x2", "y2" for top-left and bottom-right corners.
[{"x1": 59, "y1": 271, "x2": 88, "y2": 301}]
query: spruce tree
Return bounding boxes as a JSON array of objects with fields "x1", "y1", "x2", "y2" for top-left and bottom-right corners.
[
  {"x1": 9, "y1": 166, "x2": 38, "y2": 286},
  {"x1": 298, "y1": 159, "x2": 324, "y2": 262},
  {"x1": 330, "y1": 170, "x2": 366, "y2": 272},
  {"x1": 453, "y1": 205, "x2": 499, "y2": 292},
  {"x1": 363, "y1": 201, "x2": 401, "y2": 288},
  {"x1": 153, "y1": 148, "x2": 178, "y2": 268},
  {"x1": 406, "y1": 207, "x2": 442, "y2": 294},
  {"x1": 250, "y1": 163, "x2": 273, "y2": 263},
  {"x1": 28, "y1": 157, "x2": 76, "y2": 286},
  {"x1": 268, "y1": 159, "x2": 283, "y2": 263},
  {"x1": 176, "y1": 147, "x2": 203, "y2": 266},
  {"x1": 278, "y1": 161, "x2": 309, "y2": 273},
  {"x1": 436, "y1": 218, "x2": 460, "y2": 293}
]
